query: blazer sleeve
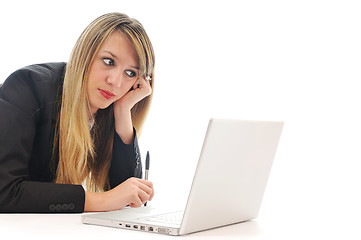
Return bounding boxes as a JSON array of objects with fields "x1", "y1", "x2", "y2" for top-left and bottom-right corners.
[
  {"x1": 0, "y1": 67, "x2": 85, "y2": 213},
  {"x1": 108, "y1": 128, "x2": 143, "y2": 189}
]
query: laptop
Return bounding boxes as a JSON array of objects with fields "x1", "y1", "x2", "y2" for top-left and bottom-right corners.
[{"x1": 82, "y1": 119, "x2": 284, "y2": 235}]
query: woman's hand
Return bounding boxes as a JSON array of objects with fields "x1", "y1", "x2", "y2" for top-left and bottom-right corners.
[
  {"x1": 115, "y1": 76, "x2": 152, "y2": 113},
  {"x1": 113, "y1": 76, "x2": 152, "y2": 144},
  {"x1": 84, "y1": 177, "x2": 154, "y2": 212}
]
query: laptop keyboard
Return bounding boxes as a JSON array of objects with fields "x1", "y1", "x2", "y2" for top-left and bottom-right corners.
[{"x1": 138, "y1": 211, "x2": 183, "y2": 225}]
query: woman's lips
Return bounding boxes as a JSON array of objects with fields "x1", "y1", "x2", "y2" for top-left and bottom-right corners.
[{"x1": 98, "y1": 89, "x2": 116, "y2": 100}]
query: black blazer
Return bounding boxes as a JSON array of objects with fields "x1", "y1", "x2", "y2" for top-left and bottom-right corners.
[{"x1": 0, "y1": 63, "x2": 142, "y2": 213}]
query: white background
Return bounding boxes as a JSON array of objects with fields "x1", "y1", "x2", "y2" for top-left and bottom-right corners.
[{"x1": 1, "y1": 0, "x2": 361, "y2": 239}]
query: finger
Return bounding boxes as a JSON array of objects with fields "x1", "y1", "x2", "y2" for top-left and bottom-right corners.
[
  {"x1": 144, "y1": 76, "x2": 152, "y2": 87},
  {"x1": 137, "y1": 179, "x2": 154, "y2": 190},
  {"x1": 138, "y1": 188, "x2": 151, "y2": 203},
  {"x1": 132, "y1": 78, "x2": 141, "y2": 90},
  {"x1": 129, "y1": 198, "x2": 142, "y2": 208},
  {"x1": 130, "y1": 178, "x2": 153, "y2": 198},
  {"x1": 136, "y1": 181, "x2": 153, "y2": 197},
  {"x1": 138, "y1": 76, "x2": 152, "y2": 88},
  {"x1": 129, "y1": 191, "x2": 145, "y2": 208},
  {"x1": 139, "y1": 180, "x2": 154, "y2": 201},
  {"x1": 149, "y1": 187, "x2": 154, "y2": 201},
  {"x1": 131, "y1": 78, "x2": 149, "y2": 91},
  {"x1": 133, "y1": 179, "x2": 153, "y2": 202},
  {"x1": 129, "y1": 197, "x2": 142, "y2": 208},
  {"x1": 136, "y1": 78, "x2": 146, "y2": 89},
  {"x1": 130, "y1": 189, "x2": 149, "y2": 207}
]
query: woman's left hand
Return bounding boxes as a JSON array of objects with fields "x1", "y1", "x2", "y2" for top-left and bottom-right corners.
[{"x1": 114, "y1": 76, "x2": 152, "y2": 112}]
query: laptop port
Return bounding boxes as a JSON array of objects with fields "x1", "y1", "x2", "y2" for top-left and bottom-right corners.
[
  {"x1": 158, "y1": 228, "x2": 170, "y2": 234},
  {"x1": 148, "y1": 226, "x2": 154, "y2": 231},
  {"x1": 133, "y1": 225, "x2": 138, "y2": 229},
  {"x1": 125, "y1": 224, "x2": 131, "y2": 228},
  {"x1": 140, "y1": 226, "x2": 146, "y2": 231}
]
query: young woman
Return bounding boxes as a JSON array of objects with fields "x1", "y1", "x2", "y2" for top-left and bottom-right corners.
[{"x1": 0, "y1": 12, "x2": 155, "y2": 213}]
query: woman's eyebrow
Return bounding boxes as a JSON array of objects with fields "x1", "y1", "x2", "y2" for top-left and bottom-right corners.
[
  {"x1": 104, "y1": 50, "x2": 139, "y2": 69},
  {"x1": 104, "y1": 50, "x2": 118, "y2": 59}
]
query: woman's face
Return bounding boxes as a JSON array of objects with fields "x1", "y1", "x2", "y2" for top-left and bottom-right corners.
[{"x1": 87, "y1": 30, "x2": 139, "y2": 115}]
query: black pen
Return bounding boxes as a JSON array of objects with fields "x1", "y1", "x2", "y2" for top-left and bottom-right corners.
[{"x1": 144, "y1": 151, "x2": 150, "y2": 206}]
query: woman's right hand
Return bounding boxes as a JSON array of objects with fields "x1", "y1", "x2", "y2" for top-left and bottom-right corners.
[{"x1": 84, "y1": 177, "x2": 154, "y2": 212}]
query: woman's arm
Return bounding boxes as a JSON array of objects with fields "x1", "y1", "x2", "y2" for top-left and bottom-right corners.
[
  {"x1": 113, "y1": 76, "x2": 152, "y2": 144},
  {"x1": 113, "y1": 106, "x2": 134, "y2": 144},
  {"x1": 109, "y1": 75, "x2": 151, "y2": 187},
  {"x1": 0, "y1": 98, "x2": 85, "y2": 213},
  {"x1": 108, "y1": 128, "x2": 142, "y2": 188},
  {"x1": 88, "y1": 76, "x2": 154, "y2": 212},
  {"x1": 84, "y1": 177, "x2": 154, "y2": 212},
  {"x1": 88, "y1": 129, "x2": 153, "y2": 212},
  {"x1": 0, "y1": 64, "x2": 86, "y2": 213}
]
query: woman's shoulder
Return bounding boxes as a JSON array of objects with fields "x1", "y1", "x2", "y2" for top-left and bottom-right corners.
[
  {"x1": 0, "y1": 62, "x2": 66, "y2": 116},
  {"x1": 22, "y1": 62, "x2": 66, "y2": 74},
  {"x1": 12, "y1": 62, "x2": 66, "y2": 84}
]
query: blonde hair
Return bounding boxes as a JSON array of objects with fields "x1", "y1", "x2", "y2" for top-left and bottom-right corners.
[{"x1": 54, "y1": 13, "x2": 155, "y2": 192}]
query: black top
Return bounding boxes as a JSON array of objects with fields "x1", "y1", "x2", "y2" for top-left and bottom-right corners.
[{"x1": 0, "y1": 63, "x2": 142, "y2": 213}]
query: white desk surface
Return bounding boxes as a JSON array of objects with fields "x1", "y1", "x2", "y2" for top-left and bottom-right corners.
[{"x1": 1, "y1": 206, "x2": 359, "y2": 240}]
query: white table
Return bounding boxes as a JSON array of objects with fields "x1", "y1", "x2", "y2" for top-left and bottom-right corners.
[{"x1": 1, "y1": 208, "x2": 359, "y2": 240}]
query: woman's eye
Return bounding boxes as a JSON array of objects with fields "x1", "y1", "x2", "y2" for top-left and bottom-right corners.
[
  {"x1": 102, "y1": 58, "x2": 114, "y2": 66},
  {"x1": 125, "y1": 70, "x2": 137, "y2": 77}
]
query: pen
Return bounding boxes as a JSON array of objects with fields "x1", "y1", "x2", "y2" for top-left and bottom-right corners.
[{"x1": 144, "y1": 151, "x2": 150, "y2": 206}]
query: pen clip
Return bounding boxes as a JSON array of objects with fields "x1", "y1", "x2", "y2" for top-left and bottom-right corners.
[{"x1": 145, "y1": 151, "x2": 150, "y2": 170}]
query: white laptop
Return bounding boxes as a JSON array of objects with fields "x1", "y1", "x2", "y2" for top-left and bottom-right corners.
[{"x1": 82, "y1": 119, "x2": 284, "y2": 235}]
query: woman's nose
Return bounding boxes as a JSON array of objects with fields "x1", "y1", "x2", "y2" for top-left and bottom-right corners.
[{"x1": 107, "y1": 70, "x2": 122, "y2": 88}]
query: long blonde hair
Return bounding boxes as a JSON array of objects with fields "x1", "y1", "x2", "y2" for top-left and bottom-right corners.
[{"x1": 54, "y1": 13, "x2": 155, "y2": 192}]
